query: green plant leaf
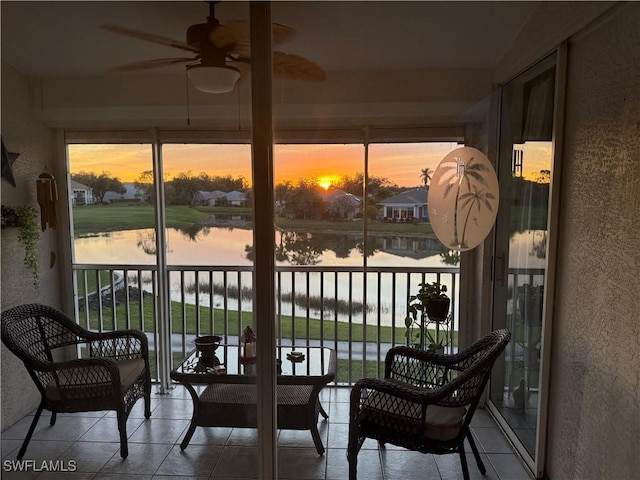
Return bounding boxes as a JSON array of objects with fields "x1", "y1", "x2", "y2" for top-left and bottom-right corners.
[{"x1": 15, "y1": 205, "x2": 40, "y2": 287}]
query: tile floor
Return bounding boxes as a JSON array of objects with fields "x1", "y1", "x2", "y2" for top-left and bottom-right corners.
[{"x1": 1, "y1": 385, "x2": 533, "y2": 479}]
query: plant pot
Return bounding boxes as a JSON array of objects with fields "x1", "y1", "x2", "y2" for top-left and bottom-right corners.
[
  {"x1": 426, "y1": 298, "x2": 450, "y2": 320},
  {"x1": 430, "y1": 346, "x2": 445, "y2": 355}
]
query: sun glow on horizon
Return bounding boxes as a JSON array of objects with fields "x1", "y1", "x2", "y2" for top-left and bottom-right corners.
[{"x1": 318, "y1": 176, "x2": 339, "y2": 190}]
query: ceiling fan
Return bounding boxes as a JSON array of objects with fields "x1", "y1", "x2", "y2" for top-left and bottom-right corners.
[{"x1": 102, "y1": 1, "x2": 325, "y2": 93}]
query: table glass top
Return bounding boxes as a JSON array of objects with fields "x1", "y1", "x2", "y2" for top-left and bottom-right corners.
[{"x1": 173, "y1": 345, "x2": 335, "y2": 378}]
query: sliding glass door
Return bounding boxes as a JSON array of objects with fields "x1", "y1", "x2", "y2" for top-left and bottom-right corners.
[{"x1": 489, "y1": 50, "x2": 565, "y2": 477}]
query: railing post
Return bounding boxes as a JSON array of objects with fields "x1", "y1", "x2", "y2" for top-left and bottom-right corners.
[
  {"x1": 249, "y1": 2, "x2": 277, "y2": 477},
  {"x1": 152, "y1": 127, "x2": 172, "y2": 393}
]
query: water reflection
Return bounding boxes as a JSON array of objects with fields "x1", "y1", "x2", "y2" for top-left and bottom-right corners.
[
  {"x1": 75, "y1": 223, "x2": 548, "y2": 269},
  {"x1": 74, "y1": 226, "x2": 451, "y2": 267},
  {"x1": 136, "y1": 230, "x2": 157, "y2": 255},
  {"x1": 530, "y1": 230, "x2": 547, "y2": 259},
  {"x1": 244, "y1": 229, "x2": 380, "y2": 265},
  {"x1": 440, "y1": 250, "x2": 461, "y2": 266}
]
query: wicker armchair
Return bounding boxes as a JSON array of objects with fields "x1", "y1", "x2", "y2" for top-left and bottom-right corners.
[
  {"x1": 1, "y1": 303, "x2": 152, "y2": 459},
  {"x1": 348, "y1": 329, "x2": 511, "y2": 480}
]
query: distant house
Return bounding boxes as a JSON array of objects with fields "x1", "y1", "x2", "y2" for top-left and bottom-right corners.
[
  {"x1": 194, "y1": 190, "x2": 227, "y2": 206},
  {"x1": 225, "y1": 191, "x2": 247, "y2": 206},
  {"x1": 103, "y1": 183, "x2": 147, "y2": 203},
  {"x1": 320, "y1": 189, "x2": 361, "y2": 220},
  {"x1": 194, "y1": 190, "x2": 247, "y2": 207},
  {"x1": 378, "y1": 188, "x2": 428, "y2": 222},
  {"x1": 70, "y1": 179, "x2": 94, "y2": 206}
]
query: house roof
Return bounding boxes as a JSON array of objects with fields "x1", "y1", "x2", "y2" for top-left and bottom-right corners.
[
  {"x1": 226, "y1": 191, "x2": 247, "y2": 202},
  {"x1": 70, "y1": 179, "x2": 92, "y2": 191},
  {"x1": 379, "y1": 188, "x2": 427, "y2": 206},
  {"x1": 198, "y1": 190, "x2": 227, "y2": 200},
  {"x1": 320, "y1": 189, "x2": 361, "y2": 204}
]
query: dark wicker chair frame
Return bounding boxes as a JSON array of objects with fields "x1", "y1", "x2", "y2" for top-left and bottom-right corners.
[
  {"x1": 1, "y1": 303, "x2": 152, "y2": 459},
  {"x1": 348, "y1": 329, "x2": 511, "y2": 480}
]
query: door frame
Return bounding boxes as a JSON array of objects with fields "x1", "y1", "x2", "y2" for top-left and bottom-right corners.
[{"x1": 487, "y1": 42, "x2": 567, "y2": 479}]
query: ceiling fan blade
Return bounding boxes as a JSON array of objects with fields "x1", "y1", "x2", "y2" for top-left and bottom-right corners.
[
  {"x1": 272, "y1": 23, "x2": 296, "y2": 44},
  {"x1": 211, "y1": 21, "x2": 295, "y2": 55},
  {"x1": 229, "y1": 53, "x2": 325, "y2": 82},
  {"x1": 102, "y1": 24, "x2": 200, "y2": 53},
  {"x1": 109, "y1": 57, "x2": 200, "y2": 72},
  {"x1": 272, "y1": 52, "x2": 326, "y2": 82}
]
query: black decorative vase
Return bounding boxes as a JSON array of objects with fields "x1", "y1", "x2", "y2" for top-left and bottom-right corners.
[{"x1": 426, "y1": 298, "x2": 450, "y2": 321}]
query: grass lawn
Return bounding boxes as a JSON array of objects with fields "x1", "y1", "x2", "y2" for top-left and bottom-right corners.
[
  {"x1": 72, "y1": 203, "x2": 435, "y2": 237},
  {"x1": 76, "y1": 270, "x2": 113, "y2": 297},
  {"x1": 83, "y1": 296, "x2": 417, "y2": 344},
  {"x1": 73, "y1": 204, "x2": 209, "y2": 234}
]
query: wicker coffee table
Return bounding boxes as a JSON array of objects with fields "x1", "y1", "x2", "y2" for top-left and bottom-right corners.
[{"x1": 171, "y1": 345, "x2": 336, "y2": 454}]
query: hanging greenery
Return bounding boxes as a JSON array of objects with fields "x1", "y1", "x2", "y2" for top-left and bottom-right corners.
[{"x1": 1, "y1": 204, "x2": 40, "y2": 286}]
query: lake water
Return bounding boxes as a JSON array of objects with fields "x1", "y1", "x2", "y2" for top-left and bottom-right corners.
[
  {"x1": 73, "y1": 227, "x2": 545, "y2": 326},
  {"x1": 73, "y1": 227, "x2": 452, "y2": 267}
]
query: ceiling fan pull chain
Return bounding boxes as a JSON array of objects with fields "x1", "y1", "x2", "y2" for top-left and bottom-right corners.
[
  {"x1": 237, "y1": 78, "x2": 241, "y2": 131},
  {"x1": 186, "y1": 69, "x2": 191, "y2": 126}
]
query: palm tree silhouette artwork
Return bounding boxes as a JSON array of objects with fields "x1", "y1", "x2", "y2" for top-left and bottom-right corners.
[
  {"x1": 435, "y1": 154, "x2": 493, "y2": 249},
  {"x1": 458, "y1": 185, "x2": 496, "y2": 248}
]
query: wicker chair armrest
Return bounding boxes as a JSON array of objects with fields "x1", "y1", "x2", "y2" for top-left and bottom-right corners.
[
  {"x1": 81, "y1": 328, "x2": 147, "y2": 343},
  {"x1": 85, "y1": 330, "x2": 149, "y2": 360},
  {"x1": 385, "y1": 341, "x2": 504, "y2": 378},
  {"x1": 386, "y1": 346, "x2": 461, "y2": 368},
  {"x1": 351, "y1": 377, "x2": 447, "y2": 411}
]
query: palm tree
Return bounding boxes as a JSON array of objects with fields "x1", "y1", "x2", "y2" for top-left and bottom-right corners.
[
  {"x1": 458, "y1": 185, "x2": 496, "y2": 248},
  {"x1": 420, "y1": 167, "x2": 433, "y2": 191},
  {"x1": 435, "y1": 154, "x2": 491, "y2": 247}
]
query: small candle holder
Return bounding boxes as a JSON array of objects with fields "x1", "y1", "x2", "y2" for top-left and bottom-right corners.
[{"x1": 240, "y1": 325, "x2": 257, "y2": 364}]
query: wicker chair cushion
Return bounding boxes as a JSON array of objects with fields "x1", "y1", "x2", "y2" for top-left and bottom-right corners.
[
  {"x1": 45, "y1": 358, "x2": 145, "y2": 401},
  {"x1": 361, "y1": 389, "x2": 467, "y2": 441}
]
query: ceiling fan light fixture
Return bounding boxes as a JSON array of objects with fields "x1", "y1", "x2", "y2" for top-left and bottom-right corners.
[{"x1": 187, "y1": 65, "x2": 240, "y2": 94}]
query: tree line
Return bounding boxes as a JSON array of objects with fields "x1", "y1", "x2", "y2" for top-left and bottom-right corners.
[
  {"x1": 71, "y1": 171, "x2": 248, "y2": 206},
  {"x1": 70, "y1": 166, "x2": 550, "y2": 223},
  {"x1": 71, "y1": 170, "x2": 407, "y2": 219}
]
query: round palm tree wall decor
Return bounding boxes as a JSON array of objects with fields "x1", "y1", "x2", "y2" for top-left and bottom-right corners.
[{"x1": 428, "y1": 147, "x2": 499, "y2": 251}]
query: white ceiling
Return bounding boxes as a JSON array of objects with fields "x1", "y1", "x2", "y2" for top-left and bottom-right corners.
[
  {"x1": 1, "y1": 1, "x2": 544, "y2": 129},
  {"x1": 1, "y1": 1, "x2": 539, "y2": 78}
]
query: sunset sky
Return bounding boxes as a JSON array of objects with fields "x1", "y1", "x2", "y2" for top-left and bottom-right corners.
[{"x1": 68, "y1": 141, "x2": 551, "y2": 188}]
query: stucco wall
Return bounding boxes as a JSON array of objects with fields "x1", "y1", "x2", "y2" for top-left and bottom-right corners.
[
  {"x1": 493, "y1": 1, "x2": 614, "y2": 85},
  {"x1": 1, "y1": 64, "x2": 62, "y2": 430},
  {"x1": 546, "y1": 4, "x2": 640, "y2": 479}
]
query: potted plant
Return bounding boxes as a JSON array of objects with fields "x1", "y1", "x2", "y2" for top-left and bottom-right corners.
[
  {"x1": 1, "y1": 204, "x2": 40, "y2": 287},
  {"x1": 404, "y1": 281, "x2": 451, "y2": 351},
  {"x1": 408, "y1": 281, "x2": 450, "y2": 320}
]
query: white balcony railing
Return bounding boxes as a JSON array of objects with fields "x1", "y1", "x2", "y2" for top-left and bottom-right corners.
[{"x1": 73, "y1": 264, "x2": 460, "y2": 385}]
